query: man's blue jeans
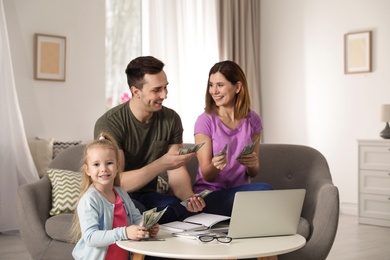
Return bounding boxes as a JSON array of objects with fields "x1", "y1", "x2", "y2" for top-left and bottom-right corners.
[
  {"x1": 130, "y1": 192, "x2": 196, "y2": 224},
  {"x1": 202, "y1": 183, "x2": 273, "y2": 216},
  {"x1": 130, "y1": 182, "x2": 272, "y2": 223}
]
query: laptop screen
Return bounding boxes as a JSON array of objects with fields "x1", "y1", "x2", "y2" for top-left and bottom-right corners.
[{"x1": 227, "y1": 189, "x2": 306, "y2": 238}]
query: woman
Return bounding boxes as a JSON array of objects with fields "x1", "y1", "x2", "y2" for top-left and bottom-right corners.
[{"x1": 193, "y1": 60, "x2": 272, "y2": 216}]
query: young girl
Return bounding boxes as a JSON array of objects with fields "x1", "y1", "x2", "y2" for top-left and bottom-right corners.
[{"x1": 70, "y1": 132, "x2": 159, "y2": 260}]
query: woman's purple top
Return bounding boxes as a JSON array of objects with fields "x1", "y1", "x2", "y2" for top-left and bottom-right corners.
[{"x1": 193, "y1": 110, "x2": 262, "y2": 193}]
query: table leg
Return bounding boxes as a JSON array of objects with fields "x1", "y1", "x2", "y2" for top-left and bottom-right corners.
[{"x1": 132, "y1": 253, "x2": 145, "y2": 260}]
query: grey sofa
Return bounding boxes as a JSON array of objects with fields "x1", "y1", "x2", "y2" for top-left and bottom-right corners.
[{"x1": 17, "y1": 143, "x2": 339, "y2": 260}]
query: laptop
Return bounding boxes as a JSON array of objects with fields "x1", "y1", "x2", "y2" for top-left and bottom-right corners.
[
  {"x1": 173, "y1": 189, "x2": 305, "y2": 239},
  {"x1": 225, "y1": 189, "x2": 305, "y2": 238}
]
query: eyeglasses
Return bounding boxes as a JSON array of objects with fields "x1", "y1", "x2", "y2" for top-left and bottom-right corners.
[{"x1": 197, "y1": 235, "x2": 232, "y2": 244}]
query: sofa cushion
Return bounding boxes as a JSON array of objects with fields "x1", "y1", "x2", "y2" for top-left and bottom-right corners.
[
  {"x1": 297, "y1": 217, "x2": 310, "y2": 239},
  {"x1": 28, "y1": 138, "x2": 54, "y2": 177},
  {"x1": 53, "y1": 140, "x2": 82, "y2": 158},
  {"x1": 45, "y1": 213, "x2": 74, "y2": 243},
  {"x1": 47, "y1": 168, "x2": 81, "y2": 216},
  {"x1": 157, "y1": 176, "x2": 169, "y2": 193}
]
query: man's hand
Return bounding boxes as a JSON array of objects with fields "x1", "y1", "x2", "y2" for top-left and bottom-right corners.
[
  {"x1": 186, "y1": 196, "x2": 206, "y2": 212},
  {"x1": 161, "y1": 151, "x2": 196, "y2": 171}
]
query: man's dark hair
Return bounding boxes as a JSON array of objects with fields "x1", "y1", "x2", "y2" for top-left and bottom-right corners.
[{"x1": 125, "y1": 56, "x2": 165, "y2": 90}]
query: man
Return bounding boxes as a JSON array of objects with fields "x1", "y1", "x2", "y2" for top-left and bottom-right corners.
[{"x1": 94, "y1": 56, "x2": 205, "y2": 223}]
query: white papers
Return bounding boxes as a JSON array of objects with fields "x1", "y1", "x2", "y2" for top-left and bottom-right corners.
[
  {"x1": 184, "y1": 213, "x2": 230, "y2": 227},
  {"x1": 160, "y1": 213, "x2": 230, "y2": 232},
  {"x1": 160, "y1": 221, "x2": 206, "y2": 232}
]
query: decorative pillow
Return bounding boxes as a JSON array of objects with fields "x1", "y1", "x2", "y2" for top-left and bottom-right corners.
[
  {"x1": 157, "y1": 175, "x2": 169, "y2": 194},
  {"x1": 47, "y1": 168, "x2": 82, "y2": 216},
  {"x1": 53, "y1": 140, "x2": 82, "y2": 158},
  {"x1": 28, "y1": 138, "x2": 54, "y2": 178}
]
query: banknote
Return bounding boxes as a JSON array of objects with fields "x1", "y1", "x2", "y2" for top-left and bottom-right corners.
[
  {"x1": 236, "y1": 141, "x2": 256, "y2": 159},
  {"x1": 180, "y1": 189, "x2": 212, "y2": 207},
  {"x1": 214, "y1": 144, "x2": 228, "y2": 156},
  {"x1": 141, "y1": 207, "x2": 168, "y2": 229},
  {"x1": 178, "y1": 142, "x2": 205, "y2": 155}
]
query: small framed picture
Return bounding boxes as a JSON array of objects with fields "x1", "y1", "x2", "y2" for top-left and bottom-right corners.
[
  {"x1": 34, "y1": 33, "x2": 66, "y2": 81},
  {"x1": 344, "y1": 31, "x2": 372, "y2": 74}
]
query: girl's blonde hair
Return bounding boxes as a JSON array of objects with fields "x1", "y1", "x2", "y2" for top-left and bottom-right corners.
[{"x1": 69, "y1": 132, "x2": 121, "y2": 243}]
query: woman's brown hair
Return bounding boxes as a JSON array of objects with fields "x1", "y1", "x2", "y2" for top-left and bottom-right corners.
[{"x1": 205, "y1": 60, "x2": 251, "y2": 119}]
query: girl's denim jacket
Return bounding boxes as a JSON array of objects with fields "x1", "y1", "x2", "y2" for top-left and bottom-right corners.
[{"x1": 72, "y1": 185, "x2": 142, "y2": 259}]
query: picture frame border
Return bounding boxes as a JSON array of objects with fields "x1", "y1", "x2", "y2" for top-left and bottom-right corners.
[
  {"x1": 34, "y1": 33, "x2": 66, "y2": 81},
  {"x1": 344, "y1": 31, "x2": 372, "y2": 74}
]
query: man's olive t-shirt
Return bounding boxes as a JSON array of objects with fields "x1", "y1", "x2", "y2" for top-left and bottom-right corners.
[{"x1": 94, "y1": 101, "x2": 183, "y2": 192}]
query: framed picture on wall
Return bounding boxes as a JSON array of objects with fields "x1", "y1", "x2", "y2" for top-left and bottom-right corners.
[
  {"x1": 344, "y1": 31, "x2": 372, "y2": 74},
  {"x1": 34, "y1": 33, "x2": 66, "y2": 81}
]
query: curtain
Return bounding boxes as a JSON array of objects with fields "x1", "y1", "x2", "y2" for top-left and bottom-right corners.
[
  {"x1": 141, "y1": 0, "x2": 219, "y2": 143},
  {"x1": 0, "y1": 0, "x2": 39, "y2": 232},
  {"x1": 216, "y1": 0, "x2": 262, "y2": 116},
  {"x1": 138, "y1": 0, "x2": 261, "y2": 141}
]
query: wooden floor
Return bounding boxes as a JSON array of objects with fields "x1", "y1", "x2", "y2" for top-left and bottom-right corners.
[
  {"x1": 1, "y1": 214, "x2": 390, "y2": 260},
  {"x1": 327, "y1": 214, "x2": 390, "y2": 259}
]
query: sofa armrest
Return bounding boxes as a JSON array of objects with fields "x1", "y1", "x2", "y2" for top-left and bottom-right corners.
[
  {"x1": 279, "y1": 184, "x2": 339, "y2": 260},
  {"x1": 302, "y1": 184, "x2": 339, "y2": 257},
  {"x1": 17, "y1": 174, "x2": 53, "y2": 259}
]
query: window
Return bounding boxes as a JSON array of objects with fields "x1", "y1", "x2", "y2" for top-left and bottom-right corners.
[
  {"x1": 105, "y1": 0, "x2": 219, "y2": 142},
  {"x1": 105, "y1": 0, "x2": 141, "y2": 109}
]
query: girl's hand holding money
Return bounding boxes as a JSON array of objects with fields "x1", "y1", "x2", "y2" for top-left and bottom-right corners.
[
  {"x1": 148, "y1": 224, "x2": 159, "y2": 238},
  {"x1": 126, "y1": 225, "x2": 149, "y2": 240}
]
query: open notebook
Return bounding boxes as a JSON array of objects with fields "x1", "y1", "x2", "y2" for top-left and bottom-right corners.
[
  {"x1": 160, "y1": 213, "x2": 230, "y2": 232},
  {"x1": 173, "y1": 189, "x2": 305, "y2": 239}
]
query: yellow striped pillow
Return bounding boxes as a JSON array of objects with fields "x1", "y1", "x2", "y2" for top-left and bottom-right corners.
[{"x1": 47, "y1": 168, "x2": 81, "y2": 216}]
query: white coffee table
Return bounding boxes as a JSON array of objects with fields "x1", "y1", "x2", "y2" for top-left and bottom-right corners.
[{"x1": 116, "y1": 230, "x2": 306, "y2": 260}]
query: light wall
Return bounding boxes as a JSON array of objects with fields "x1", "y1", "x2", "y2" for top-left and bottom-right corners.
[
  {"x1": 261, "y1": 0, "x2": 390, "y2": 214},
  {"x1": 5, "y1": 0, "x2": 390, "y2": 214},
  {"x1": 4, "y1": 0, "x2": 105, "y2": 143}
]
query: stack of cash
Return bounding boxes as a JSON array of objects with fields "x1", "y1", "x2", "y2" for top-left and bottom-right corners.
[
  {"x1": 178, "y1": 143, "x2": 205, "y2": 155},
  {"x1": 214, "y1": 144, "x2": 228, "y2": 156},
  {"x1": 236, "y1": 141, "x2": 256, "y2": 159},
  {"x1": 180, "y1": 189, "x2": 212, "y2": 207},
  {"x1": 141, "y1": 207, "x2": 168, "y2": 228}
]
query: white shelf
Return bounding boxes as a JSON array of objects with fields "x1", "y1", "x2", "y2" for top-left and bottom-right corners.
[{"x1": 358, "y1": 140, "x2": 390, "y2": 227}]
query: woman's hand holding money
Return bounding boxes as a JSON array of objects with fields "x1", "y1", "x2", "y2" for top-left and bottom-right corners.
[
  {"x1": 212, "y1": 153, "x2": 228, "y2": 170},
  {"x1": 237, "y1": 152, "x2": 259, "y2": 177}
]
